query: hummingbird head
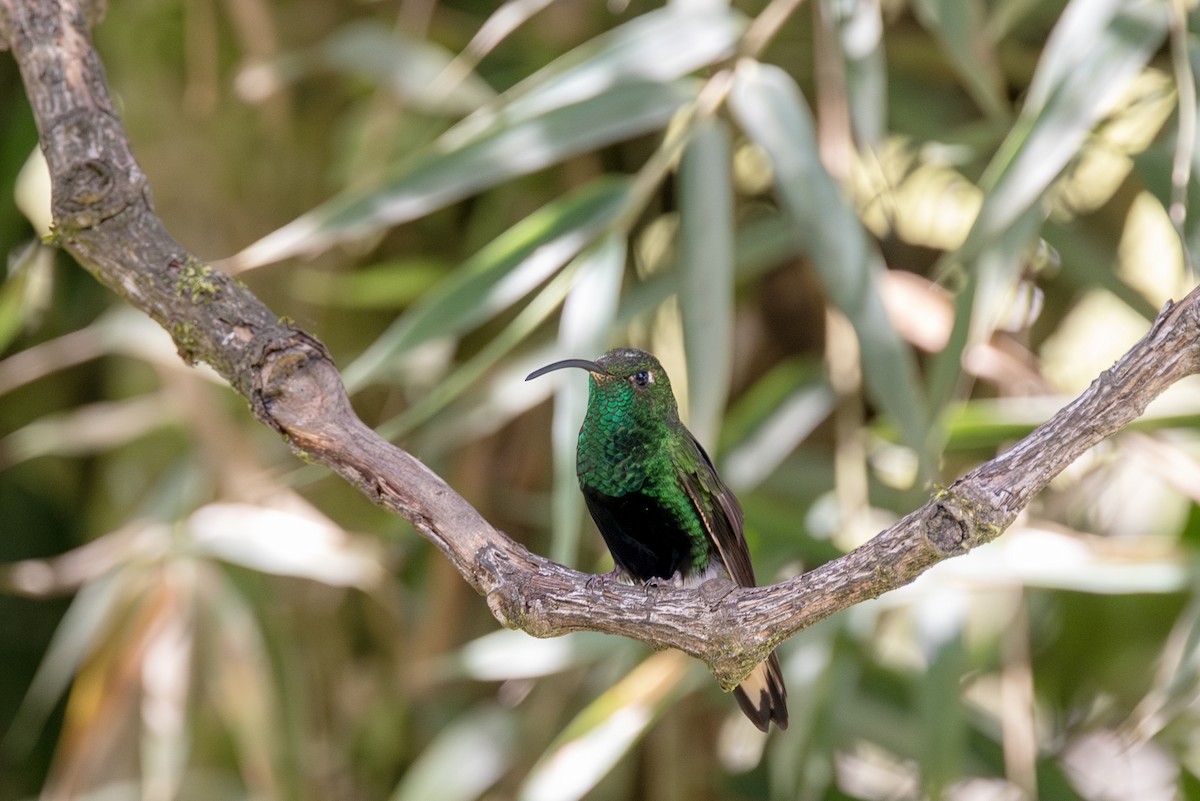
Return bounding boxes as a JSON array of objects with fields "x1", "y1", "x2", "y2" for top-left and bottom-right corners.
[{"x1": 526, "y1": 347, "x2": 681, "y2": 423}]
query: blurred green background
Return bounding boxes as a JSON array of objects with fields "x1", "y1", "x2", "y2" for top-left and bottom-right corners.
[{"x1": 3, "y1": 0, "x2": 1200, "y2": 799}]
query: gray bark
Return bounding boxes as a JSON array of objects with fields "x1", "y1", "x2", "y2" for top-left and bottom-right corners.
[{"x1": 3, "y1": 0, "x2": 1198, "y2": 689}]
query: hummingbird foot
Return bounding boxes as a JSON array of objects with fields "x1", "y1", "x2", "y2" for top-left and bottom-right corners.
[
  {"x1": 585, "y1": 567, "x2": 623, "y2": 591},
  {"x1": 641, "y1": 571, "x2": 684, "y2": 593}
]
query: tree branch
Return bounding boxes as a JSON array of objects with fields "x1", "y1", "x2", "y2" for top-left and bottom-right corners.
[{"x1": 4, "y1": 0, "x2": 1200, "y2": 689}]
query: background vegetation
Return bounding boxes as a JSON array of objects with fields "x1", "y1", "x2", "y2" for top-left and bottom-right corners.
[{"x1": 2, "y1": 0, "x2": 1200, "y2": 799}]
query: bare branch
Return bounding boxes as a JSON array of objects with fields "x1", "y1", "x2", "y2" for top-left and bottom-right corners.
[{"x1": 3, "y1": 0, "x2": 1199, "y2": 690}]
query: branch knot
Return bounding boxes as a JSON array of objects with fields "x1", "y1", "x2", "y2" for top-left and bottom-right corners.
[
  {"x1": 925, "y1": 494, "x2": 971, "y2": 557},
  {"x1": 54, "y1": 158, "x2": 123, "y2": 228}
]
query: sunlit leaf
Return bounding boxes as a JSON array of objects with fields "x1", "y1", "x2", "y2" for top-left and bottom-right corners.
[
  {"x1": 911, "y1": 0, "x2": 1008, "y2": 120},
  {"x1": 202, "y1": 569, "x2": 285, "y2": 799},
  {"x1": 187, "y1": 503, "x2": 384, "y2": 588},
  {"x1": 1, "y1": 396, "x2": 177, "y2": 464},
  {"x1": 914, "y1": 589, "x2": 969, "y2": 796},
  {"x1": 1043, "y1": 217, "x2": 1160, "y2": 321},
  {"x1": 233, "y1": 82, "x2": 694, "y2": 269},
  {"x1": 448, "y1": 0, "x2": 558, "y2": 80},
  {"x1": 1133, "y1": 139, "x2": 1200, "y2": 281},
  {"x1": 956, "y1": 0, "x2": 1169, "y2": 302},
  {"x1": 318, "y1": 21, "x2": 497, "y2": 114},
  {"x1": 885, "y1": 379, "x2": 1200, "y2": 452},
  {"x1": 549, "y1": 233, "x2": 626, "y2": 565},
  {"x1": 830, "y1": 0, "x2": 889, "y2": 144},
  {"x1": 343, "y1": 177, "x2": 630, "y2": 391},
  {"x1": 233, "y1": 7, "x2": 745, "y2": 271},
  {"x1": 722, "y1": 381, "x2": 835, "y2": 493},
  {"x1": 679, "y1": 118, "x2": 734, "y2": 447},
  {"x1": 3, "y1": 563, "x2": 144, "y2": 754},
  {"x1": 0, "y1": 306, "x2": 225, "y2": 399},
  {"x1": 0, "y1": 242, "x2": 54, "y2": 354},
  {"x1": 923, "y1": 2, "x2": 1168, "y2": 416},
  {"x1": 291, "y1": 259, "x2": 446, "y2": 309},
  {"x1": 918, "y1": 525, "x2": 1188, "y2": 594},
  {"x1": 452, "y1": 630, "x2": 619, "y2": 682},
  {"x1": 376, "y1": 259, "x2": 580, "y2": 439},
  {"x1": 967, "y1": 0, "x2": 1167, "y2": 257},
  {"x1": 9, "y1": 0, "x2": 1200, "y2": 795},
  {"x1": 445, "y1": 6, "x2": 746, "y2": 148},
  {"x1": 139, "y1": 565, "x2": 194, "y2": 801},
  {"x1": 411, "y1": 212, "x2": 808, "y2": 457},
  {"x1": 729, "y1": 60, "x2": 927, "y2": 454},
  {"x1": 390, "y1": 706, "x2": 516, "y2": 801},
  {"x1": 516, "y1": 652, "x2": 698, "y2": 801},
  {"x1": 14, "y1": 145, "x2": 51, "y2": 237}
]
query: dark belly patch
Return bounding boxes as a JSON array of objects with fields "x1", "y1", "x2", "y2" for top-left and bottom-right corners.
[{"x1": 581, "y1": 485, "x2": 696, "y2": 581}]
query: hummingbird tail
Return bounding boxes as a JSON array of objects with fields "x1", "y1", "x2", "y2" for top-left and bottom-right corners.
[{"x1": 733, "y1": 651, "x2": 789, "y2": 732}]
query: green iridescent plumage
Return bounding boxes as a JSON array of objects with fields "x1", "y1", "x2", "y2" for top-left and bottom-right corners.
[{"x1": 527, "y1": 347, "x2": 788, "y2": 731}]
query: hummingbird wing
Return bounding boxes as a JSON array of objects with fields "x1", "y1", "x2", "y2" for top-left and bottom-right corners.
[
  {"x1": 675, "y1": 430, "x2": 789, "y2": 731},
  {"x1": 674, "y1": 432, "x2": 756, "y2": 587}
]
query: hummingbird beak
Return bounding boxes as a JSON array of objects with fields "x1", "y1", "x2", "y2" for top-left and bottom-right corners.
[{"x1": 525, "y1": 358, "x2": 605, "y2": 381}]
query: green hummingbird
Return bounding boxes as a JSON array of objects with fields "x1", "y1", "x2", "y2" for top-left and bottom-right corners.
[{"x1": 527, "y1": 347, "x2": 788, "y2": 731}]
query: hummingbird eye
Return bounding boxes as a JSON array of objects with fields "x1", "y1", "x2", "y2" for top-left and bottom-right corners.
[{"x1": 632, "y1": 369, "x2": 652, "y2": 387}]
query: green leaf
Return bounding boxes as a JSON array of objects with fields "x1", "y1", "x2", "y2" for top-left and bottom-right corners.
[
  {"x1": 375, "y1": 238, "x2": 617, "y2": 440},
  {"x1": 932, "y1": 392, "x2": 1200, "y2": 453},
  {"x1": 291, "y1": 259, "x2": 446, "y2": 309},
  {"x1": 389, "y1": 706, "x2": 515, "y2": 801},
  {"x1": 1133, "y1": 144, "x2": 1200, "y2": 285},
  {"x1": 318, "y1": 21, "x2": 496, "y2": 114},
  {"x1": 1, "y1": 565, "x2": 133, "y2": 755},
  {"x1": 926, "y1": 0, "x2": 1168, "y2": 416},
  {"x1": 549, "y1": 233, "x2": 626, "y2": 565},
  {"x1": 233, "y1": 8, "x2": 748, "y2": 270},
  {"x1": 915, "y1": 598, "x2": 969, "y2": 797},
  {"x1": 729, "y1": 61, "x2": 927, "y2": 454},
  {"x1": 911, "y1": 0, "x2": 1008, "y2": 120},
  {"x1": 204, "y1": 569, "x2": 287, "y2": 797},
  {"x1": 234, "y1": 82, "x2": 693, "y2": 269},
  {"x1": 343, "y1": 178, "x2": 631, "y2": 391},
  {"x1": 720, "y1": 362, "x2": 835, "y2": 493},
  {"x1": 679, "y1": 118, "x2": 735, "y2": 447},
  {"x1": 188, "y1": 503, "x2": 383, "y2": 588},
  {"x1": 2, "y1": 395, "x2": 176, "y2": 465},
  {"x1": 965, "y1": 0, "x2": 1168, "y2": 261},
  {"x1": 0, "y1": 242, "x2": 54, "y2": 354},
  {"x1": 830, "y1": 0, "x2": 889, "y2": 144},
  {"x1": 516, "y1": 652, "x2": 699, "y2": 801},
  {"x1": 406, "y1": 214, "x2": 806, "y2": 457},
  {"x1": 446, "y1": 6, "x2": 746, "y2": 148},
  {"x1": 451, "y1": 630, "x2": 622, "y2": 681}
]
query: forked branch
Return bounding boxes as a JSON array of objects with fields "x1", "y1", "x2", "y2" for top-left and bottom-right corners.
[{"x1": 3, "y1": 0, "x2": 1199, "y2": 689}]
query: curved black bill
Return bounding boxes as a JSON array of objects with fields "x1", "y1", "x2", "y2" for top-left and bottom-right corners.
[{"x1": 525, "y1": 358, "x2": 604, "y2": 381}]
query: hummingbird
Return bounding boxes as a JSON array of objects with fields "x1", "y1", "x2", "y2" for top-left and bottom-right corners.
[{"x1": 527, "y1": 347, "x2": 788, "y2": 731}]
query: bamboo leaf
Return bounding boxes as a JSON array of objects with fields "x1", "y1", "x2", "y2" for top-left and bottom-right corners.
[
  {"x1": 516, "y1": 652, "x2": 698, "y2": 801},
  {"x1": 911, "y1": 0, "x2": 1008, "y2": 120},
  {"x1": 965, "y1": 0, "x2": 1168, "y2": 261},
  {"x1": 446, "y1": 6, "x2": 746, "y2": 148},
  {"x1": 317, "y1": 21, "x2": 496, "y2": 114},
  {"x1": 679, "y1": 118, "x2": 735, "y2": 447},
  {"x1": 343, "y1": 178, "x2": 631, "y2": 391},
  {"x1": 729, "y1": 60, "x2": 927, "y2": 453},
  {"x1": 830, "y1": 0, "x2": 889, "y2": 144},
  {"x1": 926, "y1": 0, "x2": 1169, "y2": 414},
  {"x1": 233, "y1": 83, "x2": 692, "y2": 269},
  {"x1": 549, "y1": 234, "x2": 626, "y2": 565},
  {"x1": 375, "y1": 240, "x2": 613, "y2": 440},
  {"x1": 389, "y1": 706, "x2": 516, "y2": 801},
  {"x1": 2, "y1": 561, "x2": 143, "y2": 755}
]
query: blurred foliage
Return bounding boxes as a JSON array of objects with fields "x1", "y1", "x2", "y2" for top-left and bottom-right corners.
[{"x1": 3, "y1": 0, "x2": 1200, "y2": 799}]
